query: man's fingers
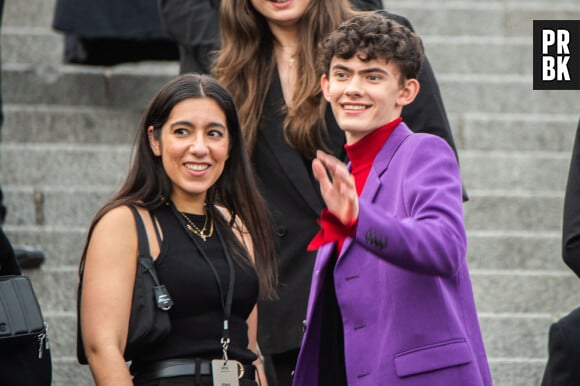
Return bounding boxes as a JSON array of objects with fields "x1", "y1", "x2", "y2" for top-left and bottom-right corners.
[{"x1": 312, "y1": 158, "x2": 332, "y2": 190}]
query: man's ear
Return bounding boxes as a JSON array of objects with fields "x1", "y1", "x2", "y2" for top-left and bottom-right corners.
[
  {"x1": 321, "y1": 74, "x2": 331, "y2": 102},
  {"x1": 148, "y1": 125, "x2": 161, "y2": 156},
  {"x1": 397, "y1": 78, "x2": 420, "y2": 107}
]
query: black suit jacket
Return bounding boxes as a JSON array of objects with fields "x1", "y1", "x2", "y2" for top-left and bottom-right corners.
[
  {"x1": 255, "y1": 13, "x2": 464, "y2": 354},
  {"x1": 541, "y1": 307, "x2": 580, "y2": 386},
  {"x1": 563, "y1": 119, "x2": 580, "y2": 277}
]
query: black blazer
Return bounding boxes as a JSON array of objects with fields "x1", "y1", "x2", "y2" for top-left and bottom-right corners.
[
  {"x1": 563, "y1": 119, "x2": 580, "y2": 277},
  {"x1": 52, "y1": 0, "x2": 177, "y2": 64},
  {"x1": 255, "y1": 12, "x2": 464, "y2": 355},
  {"x1": 541, "y1": 307, "x2": 580, "y2": 386}
]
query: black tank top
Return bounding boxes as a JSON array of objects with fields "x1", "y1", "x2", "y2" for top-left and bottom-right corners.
[{"x1": 132, "y1": 204, "x2": 259, "y2": 367}]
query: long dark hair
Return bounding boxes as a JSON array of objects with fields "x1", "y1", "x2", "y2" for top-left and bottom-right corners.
[
  {"x1": 214, "y1": 0, "x2": 354, "y2": 158},
  {"x1": 81, "y1": 74, "x2": 277, "y2": 299}
]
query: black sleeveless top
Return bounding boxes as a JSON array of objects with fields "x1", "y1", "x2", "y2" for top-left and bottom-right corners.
[{"x1": 131, "y1": 204, "x2": 259, "y2": 368}]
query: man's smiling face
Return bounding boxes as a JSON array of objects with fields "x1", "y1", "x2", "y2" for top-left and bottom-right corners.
[{"x1": 321, "y1": 55, "x2": 410, "y2": 144}]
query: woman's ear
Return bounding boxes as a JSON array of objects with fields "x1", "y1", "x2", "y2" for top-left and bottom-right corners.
[
  {"x1": 397, "y1": 78, "x2": 420, "y2": 107},
  {"x1": 147, "y1": 125, "x2": 161, "y2": 156}
]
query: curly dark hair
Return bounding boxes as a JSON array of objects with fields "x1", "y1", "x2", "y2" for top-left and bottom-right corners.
[{"x1": 318, "y1": 12, "x2": 425, "y2": 85}]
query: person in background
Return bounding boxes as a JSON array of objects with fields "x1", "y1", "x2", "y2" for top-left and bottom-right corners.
[
  {"x1": 52, "y1": 0, "x2": 178, "y2": 65},
  {"x1": 0, "y1": 0, "x2": 45, "y2": 268},
  {"x1": 562, "y1": 118, "x2": 580, "y2": 277},
  {"x1": 159, "y1": 0, "x2": 221, "y2": 74},
  {"x1": 213, "y1": 1, "x2": 465, "y2": 385},
  {"x1": 79, "y1": 74, "x2": 276, "y2": 385},
  {"x1": 292, "y1": 13, "x2": 491, "y2": 386},
  {"x1": 540, "y1": 117, "x2": 580, "y2": 386},
  {"x1": 1, "y1": 3, "x2": 50, "y2": 373},
  {"x1": 157, "y1": 0, "x2": 392, "y2": 75}
]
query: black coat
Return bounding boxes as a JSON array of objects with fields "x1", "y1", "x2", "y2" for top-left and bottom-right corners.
[
  {"x1": 52, "y1": 0, "x2": 178, "y2": 64},
  {"x1": 562, "y1": 119, "x2": 580, "y2": 277},
  {"x1": 541, "y1": 307, "x2": 580, "y2": 386}
]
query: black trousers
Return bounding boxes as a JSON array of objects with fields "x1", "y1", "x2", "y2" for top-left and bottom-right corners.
[{"x1": 264, "y1": 349, "x2": 299, "y2": 386}]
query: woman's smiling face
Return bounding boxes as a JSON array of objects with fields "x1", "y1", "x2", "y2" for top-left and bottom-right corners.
[{"x1": 149, "y1": 97, "x2": 230, "y2": 211}]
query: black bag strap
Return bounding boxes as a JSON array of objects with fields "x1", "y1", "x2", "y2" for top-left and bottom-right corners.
[
  {"x1": 128, "y1": 205, "x2": 150, "y2": 258},
  {"x1": 128, "y1": 206, "x2": 173, "y2": 311}
]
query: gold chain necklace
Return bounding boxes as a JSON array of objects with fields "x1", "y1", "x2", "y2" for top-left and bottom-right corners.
[{"x1": 180, "y1": 210, "x2": 214, "y2": 241}]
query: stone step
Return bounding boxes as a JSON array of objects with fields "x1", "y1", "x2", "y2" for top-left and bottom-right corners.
[
  {"x1": 2, "y1": 62, "x2": 178, "y2": 109},
  {"x1": 426, "y1": 36, "x2": 530, "y2": 75},
  {"x1": 4, "y1": 0, "x2": 57, "y2": 29},
  {"x1": 466, "y1": 231, "x2": 565, "y2": 271},
  {"x1": 471, "y1": 270, "x2": 580, "y2": 314},
  {"x1": 438, "y1": 75, "x2": 580, "y2": 115},
  {"x1": 2, "y1": 104, "x2": 140, "y2": 144},
  {"x1": 3, "y1": 225, "x2": 86, "y2": 267},
  {"x1": 450, "y1": 113, "x2": 578, "y2": 152},
  {"x1": 459, "y1": 150, "x2": 570, "y2": 192},
  {"x1": 1, "y1": 144, "x2": 130, "y2": 186},
  {"x1": 464, "y1": 192, "x2": 563, "y2": 231},
  {"x1": 2, "y1": 186, "x2": 114, "y2": 227},
  {"x1": 489, "y1": 360, "x2": 546, "y2": 386},
  {"x1": 1, "y1": 28, "x2": 64, "y2": 66},
  {"x1": 388, "y1": 2, "x2": 580, "y2": 37}
]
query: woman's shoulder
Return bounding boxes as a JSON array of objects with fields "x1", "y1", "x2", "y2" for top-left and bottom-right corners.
[{"x1": 93, "y1": 205, "x2": 140, "y2": 237}]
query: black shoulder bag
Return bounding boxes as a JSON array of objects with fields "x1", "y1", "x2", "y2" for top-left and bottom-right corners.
[
  {"x1": 0, "y1": 228, "x2": 52, "y2": 385},
  {"x1": 77, "y1": 205, "x2": 174, "y2": 364}
]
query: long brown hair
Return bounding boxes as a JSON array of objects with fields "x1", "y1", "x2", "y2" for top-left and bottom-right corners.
[
  {"x1": 81, "y1": 74, "x2": 277, "y2": 299},
  {"x1": 213, "y1": 0, "x2": 353, "y2": 158}
]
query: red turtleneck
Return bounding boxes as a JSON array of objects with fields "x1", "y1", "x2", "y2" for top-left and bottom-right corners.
[{"x1": 307, "y1": 117, "x2": 402, "y2": 252}]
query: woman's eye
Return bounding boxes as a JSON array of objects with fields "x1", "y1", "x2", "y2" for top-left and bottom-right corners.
[
  {"x1": 208, "y1": 129, "x2": 224, "y2": 137},
  {"x1": 175, "y1": 128, "x2": 188, "y2": 136}
]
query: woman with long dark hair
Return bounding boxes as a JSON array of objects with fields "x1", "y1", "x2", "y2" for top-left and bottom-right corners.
[{"x1": 79, "y1": 74, "x2": 276, "y2": 385}]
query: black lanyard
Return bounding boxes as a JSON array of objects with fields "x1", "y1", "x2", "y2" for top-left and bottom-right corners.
[{"x1": 169, "y1": 202, "x2": 236, "y2": 360}]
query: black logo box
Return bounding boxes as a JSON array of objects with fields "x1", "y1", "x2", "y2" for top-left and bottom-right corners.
[{"x1": 533, "y1": 20, "x2": 580, "y2": 90}]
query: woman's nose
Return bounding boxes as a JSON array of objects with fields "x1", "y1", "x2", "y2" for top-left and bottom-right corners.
[{"x1": 188, "y1": 134, "x2": 209, "y2": 156}]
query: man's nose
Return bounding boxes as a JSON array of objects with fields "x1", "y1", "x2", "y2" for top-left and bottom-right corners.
[{"x1": 345, "y1": 76, "x2": 363, "y2": 95}]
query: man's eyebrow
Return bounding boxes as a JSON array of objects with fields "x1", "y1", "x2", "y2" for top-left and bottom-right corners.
[
  {"x1": 330, "y1": 64, "x2": 389, "y2": 75},
  {"x1": 330, "y1": 64, "x2": 352, "y2": 72}
]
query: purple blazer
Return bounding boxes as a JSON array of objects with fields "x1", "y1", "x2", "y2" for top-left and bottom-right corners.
[{"x1": 292, "y1": 123, "x2": 492, "y2": 386}]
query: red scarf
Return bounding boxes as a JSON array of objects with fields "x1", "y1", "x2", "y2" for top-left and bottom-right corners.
[{"x1": 307, "y1": 117, "x2": 401, "y2": 252}]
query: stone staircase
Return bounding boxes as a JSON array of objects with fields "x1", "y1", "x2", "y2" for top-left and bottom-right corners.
[{"x1": 1, "y1": 0, "x2": 579, "y2": 384}]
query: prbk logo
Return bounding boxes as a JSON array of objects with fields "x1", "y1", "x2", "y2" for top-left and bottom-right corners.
[{"x1": 533, "y1": 20, "x2": 580, "y2": 90}]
